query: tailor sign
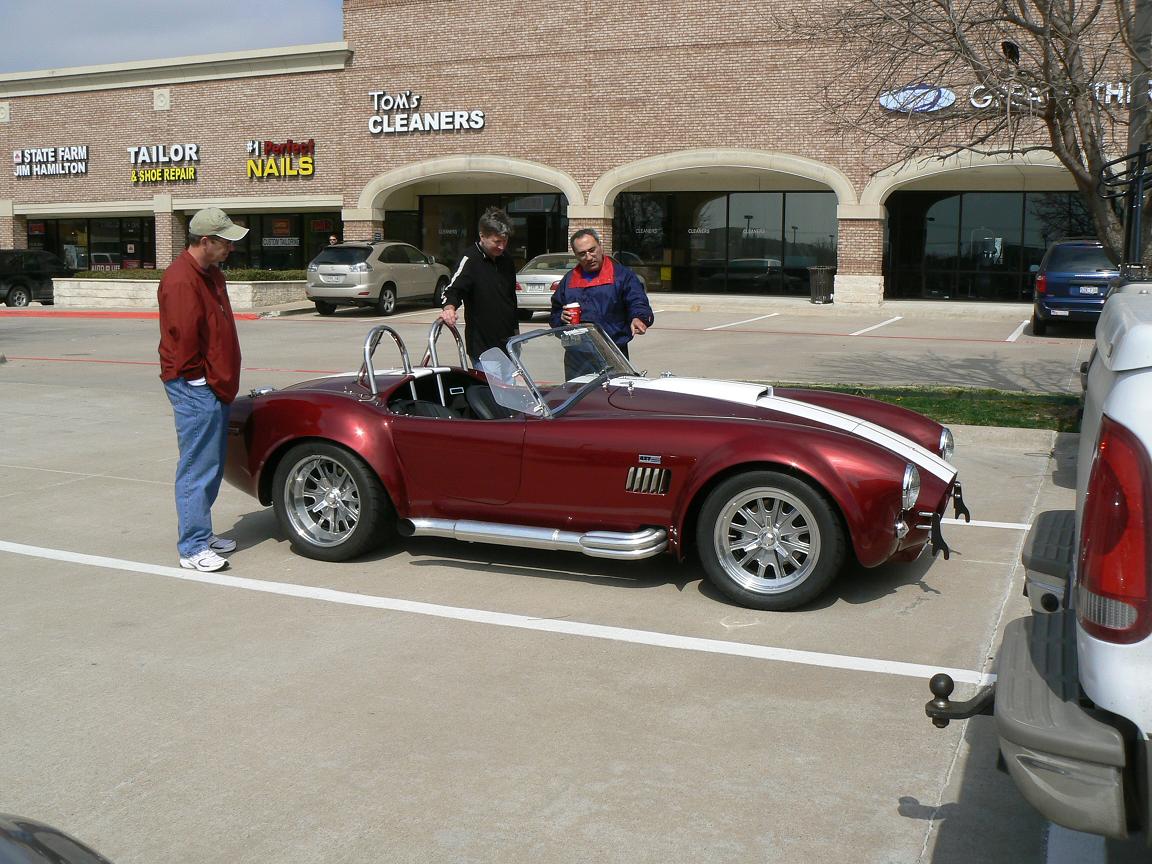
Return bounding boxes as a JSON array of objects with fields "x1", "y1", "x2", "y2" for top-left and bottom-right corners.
[
  {"x1": 367, "y1": 89, "x2": 485, "y2": 135},
  {"x1": 129, "y1": 143, "x2": 199, "y2": 183},
  {"x1": 12, "y1": 145, "x2": 88, "y2": 177}
]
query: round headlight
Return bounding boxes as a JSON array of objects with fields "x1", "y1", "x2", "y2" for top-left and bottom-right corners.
[
  {"x1": 902, "y1": 464, "x2": 921, "y2": 511},
  {"x1": 939, "y1": 427, "x2": 954, "y2": 462}
]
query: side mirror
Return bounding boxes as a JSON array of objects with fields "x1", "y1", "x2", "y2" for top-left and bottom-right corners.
[{"x1": 427, "y1": 255, "x2": 436, "y2": 265}]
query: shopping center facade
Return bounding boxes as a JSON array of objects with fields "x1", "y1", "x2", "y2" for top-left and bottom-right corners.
[{"x1": 0, "y1": 0, "x2": 1090, "y2": 304}]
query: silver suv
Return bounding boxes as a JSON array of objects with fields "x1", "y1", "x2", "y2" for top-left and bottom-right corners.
[{"x1": 306, "y1": 241, "x2": 450, "y2": 316}]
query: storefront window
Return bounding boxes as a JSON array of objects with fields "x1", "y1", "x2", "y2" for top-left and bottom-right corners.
[
  {"x1": 615, "y1": 190, "x2": 835, "y2": 294},
  {"x1": 420, "y1": 194, "x2": 569, "y2": 272},
  {"x1": 58, "y1": 219, "x2": 89, "y2": 270},
  {"x1": 887, "y1": 191, "x2": 1094, "y2": 301}
]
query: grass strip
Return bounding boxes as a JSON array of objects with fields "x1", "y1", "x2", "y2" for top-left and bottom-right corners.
[{"x1": 768, "y1": 384, "x2": 1082, "y2": 432}]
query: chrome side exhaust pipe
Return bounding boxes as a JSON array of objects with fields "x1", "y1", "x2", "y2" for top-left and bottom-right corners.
[{"x1": 398, "y1": 518, "x2": 668, "y2": 560}]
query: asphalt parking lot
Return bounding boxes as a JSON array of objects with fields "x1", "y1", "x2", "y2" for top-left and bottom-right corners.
[{"x1": 1, "y1": 302, "x2": 1141, "y2": 863}]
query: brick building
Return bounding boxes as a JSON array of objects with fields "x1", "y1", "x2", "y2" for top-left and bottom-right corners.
[{"x1": 0, "y1": 0, "x2": 1091, "y2": 304}]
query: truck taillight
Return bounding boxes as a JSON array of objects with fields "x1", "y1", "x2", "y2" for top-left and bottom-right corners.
[
  {"x1": 1077, "y1": 416, "x2": 1152, "y2": 644},
  {"x1": 1035, "y1": 273, "x2": 1047, "y2": 295}
]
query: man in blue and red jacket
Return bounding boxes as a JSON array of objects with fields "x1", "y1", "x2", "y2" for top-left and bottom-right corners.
[{"x1": 549, "y1": 228, "x2": 654, "y2": 358}]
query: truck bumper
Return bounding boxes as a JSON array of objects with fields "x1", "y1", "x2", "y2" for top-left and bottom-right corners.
[{"x1": 995, "y1": 610, "x2": 1130, "y2": 837}]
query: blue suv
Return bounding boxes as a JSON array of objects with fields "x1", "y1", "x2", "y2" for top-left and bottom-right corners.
[{"x1": 1031, "y1": 239, "x2": 1118, "y2": 335}]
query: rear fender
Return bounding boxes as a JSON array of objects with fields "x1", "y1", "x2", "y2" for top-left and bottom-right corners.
[{"x1": 244, "y1": 394, "x2": 409, "y2": 510}]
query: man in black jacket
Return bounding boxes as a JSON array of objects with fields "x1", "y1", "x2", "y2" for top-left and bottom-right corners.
[{"x1": 440, "y1": 207, "x2": 518, "y2": 366}]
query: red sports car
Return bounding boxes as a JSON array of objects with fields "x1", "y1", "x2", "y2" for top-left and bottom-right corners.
[{"x1": 224, "y1": 321, "x2": 968, "y2": 610}]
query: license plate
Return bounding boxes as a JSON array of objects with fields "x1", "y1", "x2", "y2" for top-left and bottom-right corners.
[
  {"x1": 1079, "y1": 285, "x2": 1100, "y2": 295},
  {"x1": 1052, "y1": 309, "x2": 1070, "y2": 316},
  {"x1": 321, "y1": 274, "x2": 344, "y2": 284},
  {"x1": 526, "y1": 284, "x2": 547, "y2": 294}
]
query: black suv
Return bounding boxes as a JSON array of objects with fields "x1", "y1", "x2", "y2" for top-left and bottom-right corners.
[{"x1": 0, "y1": 249, "x2": 74, "y2": 307}]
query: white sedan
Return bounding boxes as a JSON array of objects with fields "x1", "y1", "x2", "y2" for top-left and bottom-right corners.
[
  {"x1": 514, "y1": 253, "x2": 577, "y2": 320},
  {"x1": 515, "y1": 252, "x2": 648, "y2": 321}
]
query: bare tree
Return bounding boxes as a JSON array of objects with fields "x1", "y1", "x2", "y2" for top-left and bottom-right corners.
[{"x1": 790, "y1": 0, "x2": 1150, "y2": 263}]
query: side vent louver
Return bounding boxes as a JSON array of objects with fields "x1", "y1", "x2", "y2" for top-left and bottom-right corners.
[{"x1": 626, "y1": 466, "x2": 670, "y2": 495}]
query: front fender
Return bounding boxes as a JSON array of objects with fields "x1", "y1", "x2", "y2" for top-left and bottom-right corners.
[{"x1": 671, "y1": 421, "x2": 916, "y2": 568}]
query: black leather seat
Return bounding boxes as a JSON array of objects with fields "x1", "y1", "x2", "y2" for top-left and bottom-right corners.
[
  {"x1": 466, "y1": 386, "x2": 517, "y2": 420},
  {"x1": 389, "y1": 398, "x2": 460, "y2": 419}
]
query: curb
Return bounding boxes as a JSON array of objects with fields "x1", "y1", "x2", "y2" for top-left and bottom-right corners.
[{"x1": 0, "y1": 308, "x2": 262, "y2": 321}]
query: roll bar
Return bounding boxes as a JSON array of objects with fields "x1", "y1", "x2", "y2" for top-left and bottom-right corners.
[
  {"x1": 421, "y1": 318, "x2": 468, "y2": 368},
  {"x1": 358, "y1": 325, "x2": 412, "y2": 397}
]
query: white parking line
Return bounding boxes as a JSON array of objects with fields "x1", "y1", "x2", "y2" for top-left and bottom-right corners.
[
  {"x1": 943, "y1": 518, "x2": 1030, "y2": 530},
  {"x1": 850, "y1": 316, "x2": 903, "y2": 336},
  {"x1": 704, "y1": 313, "x2": 781, "y2": 331},
  {"x1": 1006, "y1": 320, "x2": 1029, "y2": 342},
  {"x1": 0, "y1": 539, "x2": 994, "y2": 686}
]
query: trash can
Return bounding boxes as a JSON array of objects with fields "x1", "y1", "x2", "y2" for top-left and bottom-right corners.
[{"x1": 808, "y1": 266, "x2": 835, "y2": 304}]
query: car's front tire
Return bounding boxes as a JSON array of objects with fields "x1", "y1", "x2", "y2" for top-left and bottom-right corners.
[
  {"x1": 696, "y1": 471, "x2": 845, "y2": 610},
  {"x1": 376, "y1": 284, "x2": 397, "y2": 316},
  {"x1": 272, "y1": 442, "x2": 393, "y2": 561},
  {"x1": 4, "y1": 283, "x2": 31, "y2": 307},
  {"x1": 314, "y1": 300, "x2": 336, "y2": 316},
  {"x1": 434, "y1": 278, "x2": 449, "y2": 308}
]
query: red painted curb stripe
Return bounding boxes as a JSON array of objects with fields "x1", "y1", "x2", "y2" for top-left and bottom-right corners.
[{"x1": 0, "y1": 309, "x2": 261, "y2": 320}]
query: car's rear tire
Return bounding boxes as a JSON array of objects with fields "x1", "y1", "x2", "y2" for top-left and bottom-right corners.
[
  {"x1": 376, "y1": 284, "x2": 397, "y2": 316},
  {"x1": 314, "y1": 300, "x2": 336, "y2": 316},
  {"x1": 272, "y1": 442, "x2": 393, "y2": 562},
  {"x1": 516, "y1": 309, "x2": 535, "y2": 321},
  {"x1": 4, "y1": 283, "x2": 31, "y2": 308},
  {"x1": 1031, "y1": 313, "x2": 1047, "y2": 336},
  {"x1": 696, "y1": 470, "x2": 845, "y2": 611}
]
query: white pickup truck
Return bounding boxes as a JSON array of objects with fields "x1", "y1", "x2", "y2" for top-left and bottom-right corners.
[{"x1": 928, "y1": 291, "x2": 1152, "y2": 842}]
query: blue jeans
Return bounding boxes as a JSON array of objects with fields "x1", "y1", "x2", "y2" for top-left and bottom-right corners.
[{"x1": 164, "y1": 379, "x2": 230, "y2": 558}]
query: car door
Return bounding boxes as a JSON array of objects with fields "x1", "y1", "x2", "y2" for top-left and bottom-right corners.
[
  {"x1": 390, "y1": 413, "x2": 526, "y2": 508},
  {"x1": 399, "y1": 244, "x2": 436, "y2": 299}
]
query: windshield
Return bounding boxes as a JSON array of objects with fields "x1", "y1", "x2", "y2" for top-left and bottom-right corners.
[
  {"x1": 478, "y1": 324, "x2": 637, "y2": 416},
  {"x1": 521, "y1": 254, "x2": 577, "y2": 272}
]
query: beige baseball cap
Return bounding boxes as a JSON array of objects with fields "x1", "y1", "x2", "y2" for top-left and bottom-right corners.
[{"x1": 189, "y1": 207, "x2": 249, "y2": 241}]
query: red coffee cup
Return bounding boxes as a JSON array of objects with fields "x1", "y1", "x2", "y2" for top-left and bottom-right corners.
[{"x1": 564, "y1": 302, "x2": 581, "y2": 324}]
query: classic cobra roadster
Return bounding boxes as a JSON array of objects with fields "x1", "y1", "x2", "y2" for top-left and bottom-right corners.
[{"x1": 224, "y1": 321, "x2": 969, "y2": 610}]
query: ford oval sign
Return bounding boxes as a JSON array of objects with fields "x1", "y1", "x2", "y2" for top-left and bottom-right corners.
[{"x1": 878, "y1": 85, "x2": 957, "y2": 113}]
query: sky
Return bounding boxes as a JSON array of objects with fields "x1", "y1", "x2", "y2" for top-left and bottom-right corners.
[{"x1": 0, "y1": 0, "x2": 344, "y2": 74}]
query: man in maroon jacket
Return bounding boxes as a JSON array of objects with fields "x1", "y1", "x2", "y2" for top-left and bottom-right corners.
[{"x1": 158, "y1": 208, "x2": 248, "y2": 572}]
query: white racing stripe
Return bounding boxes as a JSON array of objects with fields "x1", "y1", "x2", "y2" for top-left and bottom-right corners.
[
  {"x1": 0, "y1": 539, "x2": 994, "y2": 686},
  {"x1": 624, "y1": 377, "x2": 955, "y2": 482}
]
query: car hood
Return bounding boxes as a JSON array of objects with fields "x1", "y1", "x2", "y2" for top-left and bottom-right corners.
[{"x1": 606, "y1": 376, "x2": 955, "y2": 482}]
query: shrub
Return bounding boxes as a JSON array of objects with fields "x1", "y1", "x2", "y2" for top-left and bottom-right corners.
[{"x1": 71, "y1": 268, "x2": 308, "y2": 281}]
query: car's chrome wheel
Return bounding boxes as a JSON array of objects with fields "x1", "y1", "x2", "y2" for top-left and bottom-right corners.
[
  {"x1": 697, "y1": 471, "x2": 844, "y2": 610},
  {"x1": 272, "y1": 442, "x2": 392, "y2": 561}
]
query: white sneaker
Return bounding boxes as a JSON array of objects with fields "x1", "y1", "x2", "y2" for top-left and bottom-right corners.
[
  {"x1": 179, "y1": 549, "x2": 230, "y2": 572},
  {"x1": 209, "y1": 535, "x2": 237, "y2": 554}
]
